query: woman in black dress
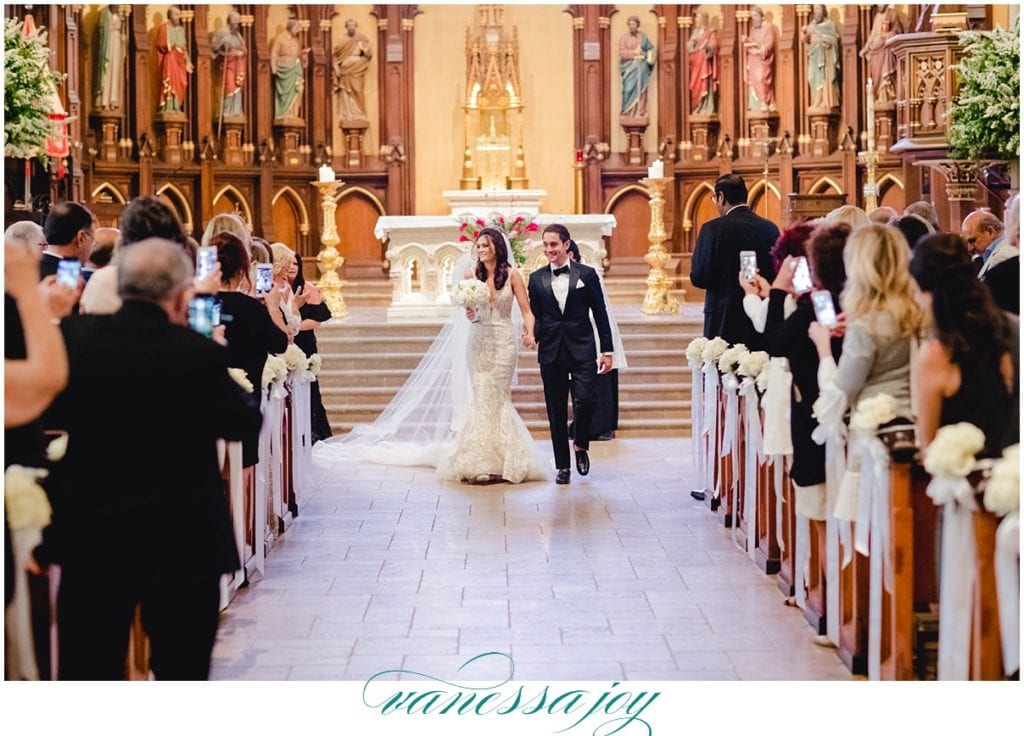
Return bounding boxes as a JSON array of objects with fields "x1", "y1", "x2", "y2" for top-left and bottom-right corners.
[
  {"x1": 212, "y1": 232, "x2": 290, "y2": 468},
  {"x1": 287, "y1": 252, "x2": 333, "y2": 442}
]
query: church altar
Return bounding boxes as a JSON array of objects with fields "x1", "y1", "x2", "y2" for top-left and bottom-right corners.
[{"x1": 373, "y1": 190, "x2": 616, "y2": 322}]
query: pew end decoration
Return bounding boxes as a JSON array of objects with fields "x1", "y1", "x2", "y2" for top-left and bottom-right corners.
[
  {"x1": 981, "y1": 444, "x2": 1020, "y2": 679},
  {"x1": 228, "y1": 367, "x2": 255, "y2": 394},
  {"x1": 983, "y1": 444, "x2": 1020, "y2": 518}
]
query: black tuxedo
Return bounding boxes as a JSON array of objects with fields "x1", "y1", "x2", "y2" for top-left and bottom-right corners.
[
  {"x1": 528, "y1": 260, "x2": 612, "y2": 470},
  {"x1": 690, "y1": 204, "x2": 779, "y2": 345},
  {"x1": 45, "y1": 300, "x2": 262, "y2": 680},
  {"x1": 39, "y1": 252, "x2": 64, "y2": 280}
]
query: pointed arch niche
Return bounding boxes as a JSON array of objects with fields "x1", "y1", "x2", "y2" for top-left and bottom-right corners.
[
  {"x1": 271, "y1": 186, "x2": 311, "y2": 260},
  {"x1": 682, "y1": 182, "x2": 718, "y2": 255},
  {"x1": 878, "y1": 173, "x2": 906, "y2": 212},
  {"x1": 156, "y1": 183, "x2": 195, "y2": 235},
  {"x1": 335, "y1": 187, "x2": 386, "y2": 279},
  {"x1": 748, "y1": 180, "x2": 782, "y2": 226},
  {"x1": 604, "y1": 184, "x2": 651, "y2": 267},
  {"x1": 211, "y1": 185, "x2": 254, "y2": 230},
  {"x1": 88, "y1": 181, "x2": 128, "y2": 227}
]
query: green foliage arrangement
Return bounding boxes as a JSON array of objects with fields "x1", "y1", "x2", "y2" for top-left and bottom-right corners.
[
  {"x1": 948, "y1": 17, "x2": 1020, "y2": 161},
  {"x1": 4, "y1": 17, "x2": 65, "y2": 162}
]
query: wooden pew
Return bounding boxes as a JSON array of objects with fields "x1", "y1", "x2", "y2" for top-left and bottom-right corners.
[
  {"x1": 714, "y1": 384, "x2": 736, "y2": 526},
  {"x1": 776, "y1": 464, "x2": 797, "y2": 598},
  {"x1": 755, "y1": 452, "x2": 781, "y2": 574},
  {"x1": 803, "y1": 518, "x2": 828, "y2": 634},
  {"x1": 970, "y1": 495, "x2": 1004, "y2": 679}
]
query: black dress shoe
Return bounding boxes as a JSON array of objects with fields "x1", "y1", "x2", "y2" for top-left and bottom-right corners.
[
  {"x1": 690, "y1": 490, "x2": 706, "y2": 501},
  {"x1": 575, "y1": 449, "x2": 590, "y2": 476},
  {"x1": 555, "y1": 469, "x2": 571, "y2": 485}
]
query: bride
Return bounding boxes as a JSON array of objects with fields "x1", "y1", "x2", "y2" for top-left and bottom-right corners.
[{"x1": 313, "y1": 228, "x2": 546, "y2": 483}]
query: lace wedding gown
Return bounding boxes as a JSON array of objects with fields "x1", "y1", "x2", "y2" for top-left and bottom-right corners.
[{"x1": 436, "y1": 279, "x2": 547, "y2": 483}]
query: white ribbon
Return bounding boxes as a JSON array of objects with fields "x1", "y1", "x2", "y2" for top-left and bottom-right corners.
[
  {"x1": 720, "y1": 373, "x2": 741, "y2": 492},
  {"x1": 761, "y1": 358, "x2": 793, "y2": 456},
  {"x1": 287, "y1": 376, "x2": 313, "y2": 502},
  {"x1": 4, "y1": 526, "x2": 42, "y2": 680},
  {"x1": 739, "y1": 379, "x2": 762, "y2": 561},
  {"x1": 702, "y1": 363, "x2": 721, "y2": 496},
  {"x1": 771, "y1": 453, "x2": 787, "y2": 553},
  {"x1": 689, "y1": 360, "x2": 705, "y2": 486},
  {"x1": 927, "y1": 474, "x2": 978, "y2": 680},
  {"x1": 794, "y1": 514, "x2": 809, "y2": 610},
  {"x1": 995, "y1": 511, "x2": 1020, "y2": 677}
]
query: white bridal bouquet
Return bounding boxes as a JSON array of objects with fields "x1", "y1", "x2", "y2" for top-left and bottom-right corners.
[
  {"x1": 453, "y1": 278, "x2": 490, "y2": 309},
  {"x1": 924, "y1": 422, "x2": 986, "y2": 478},
  {"x1": 718, "y1": 343, "x2": 749, "y2": 374},
  {"x1": 701, "y1": 337, "x2": 728, "y2": 364},
  {"x1": 283, "y1": 343, "x2": 308, "y2": 372},
  {"x1": 984, "y1": 444, "x2": 1020, "y2": 516},
  {"x1": 228, "y1": 367, "x2": 255, "y2": 394},
  {"x1": 685, "y1": 336, "x2": 708, "y2": 363},
  {"x1": 4, "y1": 465, "x2": 51, "y2": 530},
  {"x1": 848, "y1": 393, "x2": 897, "y2": 436}
]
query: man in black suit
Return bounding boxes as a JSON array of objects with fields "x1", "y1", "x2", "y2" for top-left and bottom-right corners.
[
  {"x1": 43, "y1": 238, "x2": 261, "y2": 680},
  {"x1": 527, "y1": 224, "x2": 613, "y2": 485},
  {"x1": 40, "y1": 201, "x2": 96, "y2": 280},
  {"x1": 690, "y1": 174, "x2": 779, "y2": 344}
]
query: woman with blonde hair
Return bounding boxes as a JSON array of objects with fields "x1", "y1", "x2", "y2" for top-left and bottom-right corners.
[
  {"x1": 824, "y1": 204, "x2": 870, "y2": 230},
  {"x1": 201, "y1": 213, "x2": 250, "y2": 254},
  {"x1": 270, "y1": 241, "x2": 306, "y2": 336}
]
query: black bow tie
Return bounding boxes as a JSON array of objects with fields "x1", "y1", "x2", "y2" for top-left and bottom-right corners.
[{"x1": 552, "y1": 265, "x2": 569, "y2": 276}]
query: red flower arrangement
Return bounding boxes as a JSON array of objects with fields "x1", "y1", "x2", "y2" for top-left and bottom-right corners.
[{"x1": 458, "y1": 213, "x2": 539, "y2": 266}]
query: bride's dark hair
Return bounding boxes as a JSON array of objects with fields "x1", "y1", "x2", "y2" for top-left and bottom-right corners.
[{"x1": 475, "y1": 227, "x2": 510, "y2": 291}]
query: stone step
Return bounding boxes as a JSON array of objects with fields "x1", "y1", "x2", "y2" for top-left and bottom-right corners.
[
  {"x1": 318, "y1": 364, "x2": 692, "y2": 388},
  {"x1": 317, "y1": 317, "x2": 702, "y2": 338},
  {"x1": 326, "y1": 348, "x2": 689, "y2": 371},
  {"x1": 319, "y1": 381, "x2": 691, "y2": 406},
  {"x1": 328, "y1": 416, "x2": 691, "y2": 440},
  {"x1": 324, "y1": 399, "x2": 692, "y2": 424},
  {"x1": 316, "y1": 332, "x2": 693, "y2": 354}
]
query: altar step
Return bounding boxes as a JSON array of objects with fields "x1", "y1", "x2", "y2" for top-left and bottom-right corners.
[{"x1": 315, "y1": 306, "x2": 701, "y2": 438}]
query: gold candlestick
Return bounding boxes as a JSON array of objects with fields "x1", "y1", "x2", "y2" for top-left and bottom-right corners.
[
  {"x1": 640, "y1": 176, "x2": 679, "y2": 315},
  {"x1": 312, "y1": 179, "x2": 348, "y2": 319}
]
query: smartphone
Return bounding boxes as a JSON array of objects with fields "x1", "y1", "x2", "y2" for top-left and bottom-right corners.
[
  {"x1": 811, "y1": 289, "x2": 838, "y2": 328},
  {"x1": 196, "y1": 246, "x2": 218, "y2": 280},
  {"x1": 211, "y1": 300, "x2": 222, "y2": 327},
  {"x1": 740, "y1": 250, "x2": 757, "y2": 280},
  {"x1": 56, "y1": 259, "x2": 81, "y2": 288},
  {"x1": 188, "y1": 295, "x2": 216, "y2": 337},
  {"x1": 791, "y1": 256, "x2": 813, "y2": 294},
  {"x1": 254, "y1": 263, "x2": 273, "y2": 295}
]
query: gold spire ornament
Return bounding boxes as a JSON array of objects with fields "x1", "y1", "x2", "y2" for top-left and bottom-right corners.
[
  {"x1": 312, "y1": 170, "x2": 348, "y2": 319},
  {"x1": 640, "y1": 174, "x2": 680, "y2": 315}
]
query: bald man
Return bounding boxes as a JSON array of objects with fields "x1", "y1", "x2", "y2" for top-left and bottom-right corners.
[
  {"x1": 868, "y1": 206, "x2": 898, "y2": 225},
  {"x1": 963, "y1": 209, "x2": 1016, "y2": 278}
]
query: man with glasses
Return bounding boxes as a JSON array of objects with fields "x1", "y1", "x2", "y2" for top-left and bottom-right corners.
[{"x1": 40, "y1": 201, "x2": 97, "y2": 280}]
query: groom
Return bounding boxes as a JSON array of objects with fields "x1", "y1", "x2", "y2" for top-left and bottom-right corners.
[{"x1": 526, "y1": 224, "x2": 613, "y2": 484}]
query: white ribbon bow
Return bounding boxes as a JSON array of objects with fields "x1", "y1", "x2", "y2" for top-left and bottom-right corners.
[
  {"x1": 702, "y1": 363, "x2": 721, "y2": 496},
  {"x1": 738, "y1": 378, "x2": 762, "y2": 560},
  {"x1": 995, "y1": 511, "x2": 1020, "y2": 677}
]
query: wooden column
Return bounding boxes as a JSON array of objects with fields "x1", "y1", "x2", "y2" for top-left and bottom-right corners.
[
  {"x1": 253, "y1": 6, "x2": 275, "y2": 238},
  {"x1": 130, "y1": 6, "x2": 155, "y2": 196},
  {"x1": 566, "y1": 5, "x2": 611, "y2": 211},
  {"x1": 309, "y1": 7, "x2": 331, "y2": 165},
  {"x1": 193, "y1": 5, "x2": 213, "y2": 221},
  {"x1": 374, "y1": 4, "x2": 419, "y2": 214},
  {"x1": 778, "y1": 6, "x2": 800, "y2": 154},
  {"x1": 717, "y1": 6, "x2": 738, "y2": 157},
  {"x1": 653, "y1": 6, "x2": 679, "y2": 247},
  {"x1": 58, "y1": 5, "x2": 84, "y2": 202}
]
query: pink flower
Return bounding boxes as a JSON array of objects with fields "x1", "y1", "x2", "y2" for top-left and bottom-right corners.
[
  {"x1": 459, "y1": 235, "x2": 469, "y2": 242},
  {"x1": 527, "y1": 222, "x2": 539, "y2": 232},
  {"x1": 475, "y1": 218, "x2": 485, "y2": 227}
]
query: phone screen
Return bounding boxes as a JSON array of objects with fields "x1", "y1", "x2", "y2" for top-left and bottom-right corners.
[
  {"x1": 255, "y1": 264, "x2": 273, "y2": 295},
  {"x1": 56, "y1": 259, "x2": 81, "y2": 288},
  {"x1": 189, "y1": 295, "x2": 215, "y2": 337},
  {"x1": 211, "y1": 300, "x2": 222, "y2": 327},
  {"x1": 811, "y1": 290, "x2": 838, "y2": 328},
  {"x1": 197, "y1": 246, "x2": 218, "y2": 280},
  {"x1": 740, "y1": 251, "x2": 757, "y2": 280},
  {"x1": 792, "y1": 256, "x2": 813, "y2": 294}
]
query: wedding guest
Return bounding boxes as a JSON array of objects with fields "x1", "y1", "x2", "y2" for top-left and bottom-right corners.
[
  {"x1": 41, "y1": 202, "x2": 95, "y2": 279},
  {"x1": 44, "y1": 238, "x2": 261, "y2": 679},
  {"x1": 904, "y1": 200, "x2": 941, "y2": 233},
  {"x1": 251, "y1": 238, "x2": 271, "y2": 265},
  {"x1": 824, "y1": 204, "x2": 870, "y2": 230},
  {"x1": 739, "y1": 222, "x2": 813, "y2": 332},
  {"x1": 201, "y1": 213, "x2": 250, "y2": 255},
  {"x1": 868, "y1": 206, "x2": 899, "y2": 225},
  {"x1": 910, "y1": 233, "x2": 1017, "y2": 453},
  {"x1": 983, "y1": 193, "x2": 1020, "y2": 314},
  {"x1": 890, "y1": 214, "x2": 934, "y2": 252},
  {"x1": 82, "y1": 227, "x2": 119, "y2": 284},
  {"x1": 270, "y1": 242, "x2": 305, "y2": 337},
  {"x1": 691, "y1": 174, "x2": 779, "y2": 344},
  {"x1": 214, "y1": 232, "x2": 290, "y2": 467},
  {"x1": 287, "y1": 251, "x2": 333, "y2": 442},
  {"x1": 963, "y1": 210, "x2": 1013, "y2": 277},
  {"x1": 4, "y1": 220, "x2": 47, "y2": 258}
]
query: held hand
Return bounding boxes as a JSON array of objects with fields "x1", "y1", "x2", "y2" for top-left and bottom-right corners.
[
  {"x1": 752, "y1": 274, "x2": 770, "y2": 297},
  {"x1": 598, "y1": 355, "x2": 613, "y2": 375},
  {"x1": 4, "y1": 239, "x2": 41, "y2": 299},
  {"x1": 193, "y1": 263, "x2": 222, "y2": 295},
  {"x1": 263, "y1": 286, "x2": 282, "y2": 311},
  {"x1": 38, "y1": 275, "x2": 78, "y2": 319},
  {"x1": 830, "y1": 312, "x2": 847, "y2": 339},
  {"x1": 521, "y1": 332, "x2": 536, "y2": 349},
  {"x1": 772, "y1": 255, "x2": 797, "y2": 294},
  {"x1": 465, "y1": 307, "x2": 476, "y2": 322},
  {"x1": 808, "y1": 321, "x2": 832, "y2": 354},
  {"x1": 211, "y1": 324, "x2": 228, "y2": 346},
  {"x1": 738, "y1": 270, "x2": 761, "y2": 296},
  {"x1": 293, "y1": 287, "x2": 310, "y2": 309},
  {"x1": 302, "y1": 283, "x2": 322, "y2": 305}
]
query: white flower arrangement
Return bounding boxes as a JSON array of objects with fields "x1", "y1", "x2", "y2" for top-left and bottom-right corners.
[
  {"x1": 737, "y1": 350, "x2": 769, "y2": 381},
  {"x1": 685, "y1": 336, "x2": 708, "y2": 363},
  {"x1": 924, "y1": 422, "x2": 986, "y2": 478},
  {"x1": 453, "y1": 278, "x2": 490, "y2": 309},
  {"x1": 848, "y1": 393, "x2": 897, "y2": 436},
  {"x1": 4, "y1": 465, "x2": 51, "y2": 530},
  {"x1": 45, "y1": 433, "x2": 67, "y2": 462},
  {"x1": 282, "y1": 343, "x2": 308, "y2": 372},
  {"x1": 307, "y1": 354, "x2": 322, "y2": 378},
  {"x1": 262, "y1": 354, "x2": 288, "y2": 388},
  {"x1": 718, "y1": 343, "x2": 749, "y2": 374},
  {"x1": 983, "y1": 444, "x2": 1019, "y2": 516},
  {"x1": 228, "y1": 367, "x2": 254, "y2": 394},
  {"x1": 701, "y1": 337, "x2": 728, "y2": 364}
]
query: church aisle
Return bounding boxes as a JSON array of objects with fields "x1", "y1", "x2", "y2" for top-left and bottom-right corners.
[{"x1": 210, "y1": 439, "x2": 853, "y2": 681}]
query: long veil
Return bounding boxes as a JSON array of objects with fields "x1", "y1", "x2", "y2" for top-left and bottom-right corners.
[{"x1": 313, "y1": 237, "x2": 521, "y2": 470}]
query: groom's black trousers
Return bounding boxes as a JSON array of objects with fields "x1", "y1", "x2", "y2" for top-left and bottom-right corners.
[{"x1": 541, "y1": 341, "x2": 598, "y2": 470}]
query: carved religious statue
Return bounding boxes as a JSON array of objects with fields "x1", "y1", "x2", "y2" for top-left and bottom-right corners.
[
  {"x1": 211, "y1": 9, "x2": 247, "y2": 118},
  {"x1": 860, "y1": 5, "x2": 904, "y2": 102},
  {"x1": 618, "y1": 15, "x2": 655, "y2": 120},
  {"x1": 156, "y1": 5, "x2": 193, "y2": 115},
  {"x1": 803, "y1": 4, "x2": 841, "y2": 111},
  {"x1": 742, "y1": 6, "x2": 776, "y2": 113},
  {"x1": 333, "y1": 19, "x2": 373, "y2": 127},
  {"x1": 687, "y1": 10, "x2": 718, "y2": 115},
  {"x1": 270, "y1": 17, "x2": 309, "y2": 121},
  {"x1": 93, "y1": 5, "x2": 125, "y2": 112}
]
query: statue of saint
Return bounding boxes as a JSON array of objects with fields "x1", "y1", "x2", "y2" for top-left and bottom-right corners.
[
  {"x1": 742, "y1": 6, "x2": 776, "y2": 113},
  {"x1": 93, "y1": 5, "x2": 125, "y2": 112},
  {"x1": 271, "y1": 18, "x2": 309, "y2": 120},
  {"x1": 803, "y1": 4, "x2": 841, "y2": 110},
  {"x1": 333, "y1": 19, "x2": 373, "y2": 127},
  {"x1": 859, "y1": 5, "x2": 903, "y2": 103},
  {"x1": 156, "y1": 5, "x2": 193, "y2": 115},
  {"x1": 618, "y1": 15, "x2": 655, "y2": 120},
  {"x1": 687, "y1": 10, "x2": 718, "y2": 115},
  {"x1": 211, "y1": 10, "x2": 247, "y2": 118}
]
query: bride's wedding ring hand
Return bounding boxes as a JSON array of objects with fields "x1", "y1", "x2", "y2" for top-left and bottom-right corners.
[{"x1": 521, "y1": 332, "x2": 536, "y2": 349}]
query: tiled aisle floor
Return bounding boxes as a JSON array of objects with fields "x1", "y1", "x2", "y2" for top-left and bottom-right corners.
[{"x1": 210, "y1": 438, "x2": 853, "y2": 681}]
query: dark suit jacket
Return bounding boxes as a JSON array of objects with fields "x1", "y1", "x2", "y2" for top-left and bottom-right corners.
[
  {"x1": 690, "y1": 205, "x2": 779, "y2": 344},
  {"x1": 39, "y1": 252, "x2": 63, "y2": 280},
  {"x1": 528, "y1": 261, "x2": 612, "y2": 365},
  {"x1": 982, "y1": 255, "x2": 1019, "y2": 315},
  {"x1": 44, "y1": 300, "x2": 262, "y2": 575}
]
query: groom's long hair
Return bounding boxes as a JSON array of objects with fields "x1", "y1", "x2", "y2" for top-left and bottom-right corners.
[{"x1": 475, "y1": 227, "x2": 510, "y2": 292}]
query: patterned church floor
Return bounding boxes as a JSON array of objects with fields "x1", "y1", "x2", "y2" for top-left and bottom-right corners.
[{"x1": 209, "y1": 438, "x2": 854, "y2": 681}]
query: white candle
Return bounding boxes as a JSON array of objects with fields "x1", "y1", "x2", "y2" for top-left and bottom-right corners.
[
  {"x1": 318, "y1": 164, "x2": 336, "y2": 183},
  {"x1": 652, "y1": 159, "x2": 664, "y2": 179},
  {"x1": 647, "y1": 163, "x2": 656, "y2": 180},
  {"x1": 866, "y1": 78, "x2": 875, "y2": 152}
]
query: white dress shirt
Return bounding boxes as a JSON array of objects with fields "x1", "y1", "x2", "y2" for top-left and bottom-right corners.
[{"x1": 550, "y1": 261, "x2": 570, "y2": 313}]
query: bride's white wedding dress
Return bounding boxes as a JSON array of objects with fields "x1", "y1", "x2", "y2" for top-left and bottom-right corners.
[{"x1": 437, "y1": 279, "x2": 546, "y2": 483}]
